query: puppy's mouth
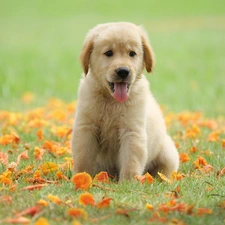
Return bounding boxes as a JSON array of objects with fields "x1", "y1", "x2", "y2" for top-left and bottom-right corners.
[{"x1": 108, "y1": 82, "x2": 130, "y2": 103}]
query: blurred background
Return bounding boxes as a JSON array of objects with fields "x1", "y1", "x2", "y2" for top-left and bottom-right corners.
[{"x1": 0, "y1": 0, "x2": 224, "y2": 116}]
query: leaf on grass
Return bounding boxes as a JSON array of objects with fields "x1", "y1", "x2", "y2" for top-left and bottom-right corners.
[
  {"x1": 17, "y1": 150, "x2": 29, "y2": 164},
  {"x1": 115, "y1": 208, "x2": 130, "y2": 218},
  {"x1": 97, "y1": 198, "x2": 112, "y2": 209},
  {"x1": 94, "y1": 171, "x2": 109, "y2": 183},
  {"x1": 71, "y1": 172, "x2": 92, "y2": 190},
  {"x1": 179, "y1": 153, "x2": 190, "y2": 163},
  {"x1": 37, "y1": 199, "x2": 48, "y2": 207},
  {"x1": 135, "y1": 172, "x2": 154, "y2": 184},
  {"x1": 171, "y1": 171, "x2": 185, "y2": 181},
  {"x1": 47, "y1": 194, "x2": 61, "y2": 204},
  {"x1": 34, "y1": 217, "x2": 49, "y2": 225},
  {"x1": 16, "y1": 205, "x2": 42, "y2": 217},
  {"x1": 36, "y1": 129, "x2": 43, "y2": 140},
  {"x1": 40, "y1": 162, "x2": 58, "y2": 175},
  {"x1": 146, "y1": 203, "x2": 154, "y2": 211},
  {"x1": 158, "y1": 172, "x2": 171, "y2": 184},
  {"x1": 222, "y1": 139, "x2": 225, "y2": 148},
  {"x1": 34, "y1": 147, "x2": 45, "y2": 160},
  {"x1": 21, "y1": 184, "x2": 47, "y2": 191},
  {"x1": 0, "y1": 170, "x2": 12, "y2": 185},
  {"x1": 2, "y1": 216, "x2": 30, "y2": 224},
  {"x1": 197, "y1": 208, "x2": 213, "y2": 216},
  {"x1": 0, "y1": 133, "x2": 20, "y2": 146},
  {"x1": 78, "y1": 192, "x2": 95, "y2": 206},
  {"x1": 67, "y1": 208, "x2": 88, "y2": 219}
]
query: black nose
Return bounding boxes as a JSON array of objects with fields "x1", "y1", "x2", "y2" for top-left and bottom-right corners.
[{"x1": 116, "y1": 67, "x2": 130, "y2": 79}]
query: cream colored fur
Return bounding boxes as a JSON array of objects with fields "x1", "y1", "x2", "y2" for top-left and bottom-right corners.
[{"x1": 72, "y1": 22, "x2": 179, "y2": 180}]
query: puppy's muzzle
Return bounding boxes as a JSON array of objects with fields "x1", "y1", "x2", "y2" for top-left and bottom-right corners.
[{"x1": 116, "y1": 67, "x2": 130, "y2": 79}]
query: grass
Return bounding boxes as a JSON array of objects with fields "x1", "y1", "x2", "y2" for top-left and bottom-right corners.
[{"x1": 0, "y1": 0, "x2": 225, "y2": 224}]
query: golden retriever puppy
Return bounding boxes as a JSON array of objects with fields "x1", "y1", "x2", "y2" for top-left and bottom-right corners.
[{"x1": 72, "y1": 22, "x2": 179, "y2": 180}]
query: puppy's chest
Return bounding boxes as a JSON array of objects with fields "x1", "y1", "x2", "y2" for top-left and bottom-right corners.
[{"x1": 93, "y1": 102, "x2": 125, "y2": 152}]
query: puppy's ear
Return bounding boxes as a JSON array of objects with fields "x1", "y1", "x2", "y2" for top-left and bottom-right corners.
[
  {"x1": 140, "y1": 27, "x2": 154, "y2": 73},
  {"x1": 79, "y1": 36, "x2": 93, "y2": 75}
]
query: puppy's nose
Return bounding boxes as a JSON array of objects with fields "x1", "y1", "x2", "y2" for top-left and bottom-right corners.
[{"x1": 116, "y1": 67, "x2": 130, "y2": 79}]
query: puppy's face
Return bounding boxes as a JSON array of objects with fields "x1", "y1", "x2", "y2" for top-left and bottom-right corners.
[{"x1": 80, "y1": 22, "x2": 154, "y2": 102}]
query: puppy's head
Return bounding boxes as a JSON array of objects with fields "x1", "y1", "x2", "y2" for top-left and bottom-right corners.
[{"x1": 80, "y1": 22, "x2": 154, "y2": 102}]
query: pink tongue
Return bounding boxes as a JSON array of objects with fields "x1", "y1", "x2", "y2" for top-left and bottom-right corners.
[{"x1": 113, "y1": 82, "x2": 128, "y2": 102}]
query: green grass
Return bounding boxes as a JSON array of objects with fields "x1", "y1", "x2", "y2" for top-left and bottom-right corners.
[{"x1": 0, "y1": 1, "x2": 225, "y2": 224}]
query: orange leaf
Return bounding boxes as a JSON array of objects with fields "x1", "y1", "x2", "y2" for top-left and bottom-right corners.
[
  {"x1": 158, "y1": 172, "x2": 171, "y2": 184},
  {"x1": 135, "y1": 172, "x2": 154, "y2": 184},
  {"x1": 16, "y1": 205, "x2": 42, "y2": 217},
  {"x1": 179, "y1": 153, "x2": 190, "y2": 163},
  {"x1": 194, "y1": 156, "x2": 208, "y2": 169},
  {"x1": 21, "y1": 184, "x2": 47, "y2": 191},
  {"x1": 79, "y1": 192, "x2": 95, "y2": 206},
  {"x1": 17, "y1": 150, "x2": 29, "y2": 164},
  {"x1": 47, "y1": 194, "x2": 61, "y2": 204},
  {"x1": 34, "y1": 217, "x2": 49, "y2": 225},
  {"x1": 97, "y1": 198, "x2": 112, "y2": 209},
  {"x1": 36, "y1": 129, "x2": 43, "y2": 140},
  {"x1": 197, "y1": 208, "x2": 213, "y2": 216},
  {"x1": 67, "y1": 208, "x2": 88, "y2": 219},
  {"x1": 94, "y1": 171, "x2": 109, "y2": 183},
  {"x1": 34, "y1": 147, "x2": 45, "y2": 160},
  {"x1": 0, "y1": 133, "x2": 20, "y2": 146},
  {"x1": 2, "y1": 216, "x2": 30, "y2": 224},
  {"x1": 222, "y1": 139, "x2": 225, "y2": 148},
  {"x1": 71, "y1": 172, "x2": 92, "y2": 190}
]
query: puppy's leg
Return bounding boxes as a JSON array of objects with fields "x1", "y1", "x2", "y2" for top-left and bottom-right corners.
[
  {"x1": 72, "y1": 126, "x2": 98, "y2": 176},
  {"x1": 153, "y1": 135, "x2": 179, "y2": 178},
  {"x1": 119, "y1": 130, "x2": 148, "y2": 180}
]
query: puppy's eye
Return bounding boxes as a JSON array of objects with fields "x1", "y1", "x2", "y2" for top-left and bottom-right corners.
[
  {"x1": 129, "y1": 51, "x2": 136, "y2": 57},
  {"x1": 104, "y1": 50, "x2": 113, "y2": 57}
]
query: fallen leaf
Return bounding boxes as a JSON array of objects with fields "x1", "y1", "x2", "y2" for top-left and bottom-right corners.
[
  {"x1": 67, "y1": 208, "x2": 88, "y2": 219},
  {"x1": 179, "y1": 153, "x2": 190, "y2": 163},
  {"x1": 97, "y1": 197, "x2": 112, "y2": 209},
  {"x1": 16, "y1": 205, "x2": 42, "y2": 217},
  {"x1": 21, "y1": 184, "x2": 47, "y2": 191},
  {"x1": 158, "y1": 172, "x2": 171, "y2": 184},
  {"x1": 40, "y1": 162, "x2": 58, "y2": 175},
  {"x1": 197, "y1": 208, "x2": 213, "y2": 216},
  {"x1": 47, "y1": 194, "x2": 61, "y2": 204},
  {"x1": 78, "y1": 192, "x2": 95, "y2": 206},
  {"x1": 34, "y1": 217, "x2": 49, "y2": 225},
  {"x1": 94, "y1": 171, "x2": 109, "y2": 183},
  {"x1": 72, "y1": 172, "x2": 92, "y2": 190},
  {"x1": 146, "y1": 203, "x2": 154, "y2": 210},
  {"x1": 17, "y1": 150, "x2": 29, "y2": 164},
  {"x1": 2, "y1": 216, "x2": 30, "y2": 224}
]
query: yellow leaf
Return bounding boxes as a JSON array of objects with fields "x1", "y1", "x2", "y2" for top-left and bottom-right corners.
[
  {"x1": 47, "y1": 194, "x2": 61, "y2": 204},
  {"x1": 40, "y1": 162, "x2": 58, "y2": 175},
  {"x1": 158, "y1": 172, "x2": 171, "y2": 184},
  {"x1": 34, "y1": 217, "x2": 49, "y2": 225}
]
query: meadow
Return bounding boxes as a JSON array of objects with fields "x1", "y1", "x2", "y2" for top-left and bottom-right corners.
[{"x1": 0, "y1": 0, "x2": 225, "y2": 224}]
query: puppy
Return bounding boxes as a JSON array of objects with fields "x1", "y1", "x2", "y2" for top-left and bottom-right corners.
[{"x1": 72, "y1": 22, "x2": 179, "y2": 180}]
